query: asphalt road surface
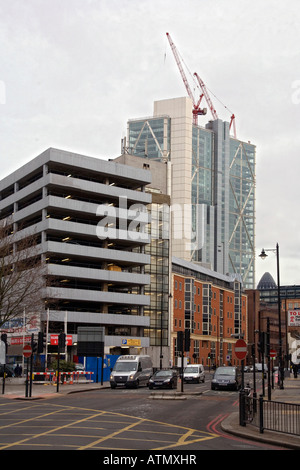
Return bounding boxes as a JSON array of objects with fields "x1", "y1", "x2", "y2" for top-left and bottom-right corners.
[{"x1": 0, "y1": 374, "x2": 286, "y2": 454}]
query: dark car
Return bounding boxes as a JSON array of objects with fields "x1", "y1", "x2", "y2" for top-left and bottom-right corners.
[
  {"x1": 148, "y1": 369, "x2": 178, "y2": 390},
  {"x1": 211, "y1": 366, "x2": 242, "y2": 391},
  {"x1": 0, "y1": 364, "x2": 14, "y2": 377}
]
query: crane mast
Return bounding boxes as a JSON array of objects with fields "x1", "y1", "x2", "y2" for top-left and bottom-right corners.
[
  {"x1": 229, "y1": 114, "x2": 236, "y2": 138},
  {"x1": 194, "y1": 73, "x2": 218, "y2": 120},
  {"x1": 166, "y1": 32, "x2": 207, "y2": 125},
  {"x1": 166, "y1": 32, "x2": 237, "y2": 137}
]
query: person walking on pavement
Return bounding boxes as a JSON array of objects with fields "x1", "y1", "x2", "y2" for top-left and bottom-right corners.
[
  {"x1": 14, "y1": 364, "x2": 22, "y2": 377},
  {"x1": 292, "y1": 362, "x2": 298, "y2": 378}
]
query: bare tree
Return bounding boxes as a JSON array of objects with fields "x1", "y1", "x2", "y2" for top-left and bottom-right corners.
[{"x1": 0, "y1": 221, "x2": 46, "y2": 329}]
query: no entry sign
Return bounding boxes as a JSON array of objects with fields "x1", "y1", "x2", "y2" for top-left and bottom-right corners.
[
  {"x1": 234, "y1": 339, "x2": 247, "y2": 360},
  {"x1": 23, "y1": 344, "x2": 32, "y2": 358},
  {"x1": 270, "y1": 349, "x2": 276, "y2": 358}
]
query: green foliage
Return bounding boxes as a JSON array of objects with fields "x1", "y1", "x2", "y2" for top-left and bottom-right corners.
[{"x1": 50, "y1": 360, "x2": 75, "y2": 372}]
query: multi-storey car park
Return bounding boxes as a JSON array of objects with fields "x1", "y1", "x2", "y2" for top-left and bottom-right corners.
[{"x1": 0, "y1": 147, "x2": 155, "y2": 365}]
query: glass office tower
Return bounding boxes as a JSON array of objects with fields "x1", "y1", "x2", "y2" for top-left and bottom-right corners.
[{"x1": 126, "y1": 97, "x2": 256, "y2": 288}]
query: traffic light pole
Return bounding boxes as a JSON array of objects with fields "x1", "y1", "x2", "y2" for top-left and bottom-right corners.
[
  {"x1": 267, "y1": 318, "x2": 272, "y2": 400},
  {"x1": 1, "y1": 334, "x2": 7, "y2": 395},
  {"x1": 1, "y1": 364, "x2": 5, "y2": 395},
  {"x1": 25, "y1": 357, "x2": 29, "y2": 398},
  {"x1": 56, "y1": 332, "x2": 66, "y2": 393},
  {"x1": 30, "y1": 333, "x2": 35, "y2": 398},
  {"x1": 57, "y1": 349, "x2": 60, "y2": 393},
  {"x1": 181, "y1": 347, "x2": 184, "y2": 393}
]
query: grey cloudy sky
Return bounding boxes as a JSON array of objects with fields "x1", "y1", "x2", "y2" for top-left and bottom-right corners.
[{"x1": 0, "y1": 0, "x2": 299, "y2": 286}]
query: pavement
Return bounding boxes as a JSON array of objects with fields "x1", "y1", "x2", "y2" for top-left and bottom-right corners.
[
  {"x1": 221, "y1": 376, "x2": 300, "y2": 450},
  {"x1": 1, "y1": 374, "x2": 299, "y2": 450}
]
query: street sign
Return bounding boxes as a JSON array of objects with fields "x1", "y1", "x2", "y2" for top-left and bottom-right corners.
[
  {"x1": 234, "y1": 339, "x2": 247, "y2": 360},
  {"x1": 288, "y1": 310, "x2": 300, "y2": 326},
  {"x1": 270, "y1": 349, "x2": 277, "y2": 358},
  {"x1": 121, "y1": 338, "x2": 141, "y2": 347},
  {"x1": 50, "y1": 334, "x2": 73, "y2": 346},
  {"x1": 23, "y1": 344, "x2": 32, "y2": 358}
]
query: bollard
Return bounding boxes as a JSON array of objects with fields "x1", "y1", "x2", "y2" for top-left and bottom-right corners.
[
  {"x1": 259, "y1": 394, "x2": 264, "y2": 434},
  {"x1": 239, "y1": 389, "x2": 246, "y2": 427}
]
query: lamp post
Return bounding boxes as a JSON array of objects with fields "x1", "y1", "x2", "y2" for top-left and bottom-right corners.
[
  {"x1": 259, "y1": 243, "x2": 284, "y2": 389},
  {"x1": 160, "y1": 294, "x2": 163, "y2": 370}
]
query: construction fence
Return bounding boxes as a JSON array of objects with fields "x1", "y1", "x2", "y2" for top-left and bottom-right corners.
[{"x1": 32, "y1": 371, "x2": 94, "y2": 385}]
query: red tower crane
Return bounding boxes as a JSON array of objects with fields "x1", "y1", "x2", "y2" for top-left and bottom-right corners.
[
  {"x1": 229, "y1": 114, "x2": 236, "y2": 138},
  {"x1": 166, "y1": 32, "x2": 207, "y2": 125},
  {"x1": 195, "y1": 72, "x2": 237, "y2": 137},
  {"x1": 193, "y1": 72, "x2": 218, "y2": 120},
  {"x1": 166, "y1": 32, "x2": 237, "y2": 137}
]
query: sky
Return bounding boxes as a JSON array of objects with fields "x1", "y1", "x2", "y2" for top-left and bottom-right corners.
[{"x1": 0, "y1": 0, "x2": 299, "y2": 287}]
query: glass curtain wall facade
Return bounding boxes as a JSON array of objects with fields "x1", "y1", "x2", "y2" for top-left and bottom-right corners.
[
  {"x1": 191, "y1": 126, "x2": 214, "y2": 266},
  {"x1": 143, "y1": 200, "x2": 170, "y2": 348},
  {"x1": 128, "y1": 117, "x2": 171, "y2": 162},
  {"x1": 229, "y1": 141, "x2": 256, "y2": 289},
  {"x1": 127, "y1": 117, "x2": 171, "y2": 346},
  {"x1": 127, "y1": 102, "x2": 256, "y2": 289}
]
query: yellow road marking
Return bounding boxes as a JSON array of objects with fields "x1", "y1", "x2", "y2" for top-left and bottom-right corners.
[
  {"x1": 154, "y1": 434, "x2": 218, "y2": 450},
  {"x1": 78, "y1": 418, "x2": 146, "y2": 450},
  {"x1": 0, "y1": 402, "x2": 219, "y2": 450},
  {"x1": 0, "y1": 410, "x2": 106, "y2": 450},
  {"x1": 0, "y1": 407, "x2": 64, "y2": 432}
]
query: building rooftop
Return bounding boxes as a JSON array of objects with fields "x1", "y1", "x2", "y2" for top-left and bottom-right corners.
[{"x1": 257, "y1": 272, "x2": 277, "y2": 290}]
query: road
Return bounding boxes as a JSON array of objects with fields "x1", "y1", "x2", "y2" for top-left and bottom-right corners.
[{"x1": 0, "y1": 373, "x2": 287, "y2": 454}]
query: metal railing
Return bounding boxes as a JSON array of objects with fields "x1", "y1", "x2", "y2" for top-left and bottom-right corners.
[
  {"x1": 262, "y1": 398, "x2": 300, "y2": 436},
  {"x1": 240, "y1": 390, "x2": 300, "y2": 436}
]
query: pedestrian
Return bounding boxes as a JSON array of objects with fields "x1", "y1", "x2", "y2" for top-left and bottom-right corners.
[{"x1": 292, "y1": 363, "x2": 298, "y2": 379}]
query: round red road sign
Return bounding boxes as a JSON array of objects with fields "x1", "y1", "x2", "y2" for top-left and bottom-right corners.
[
  {"x1": 23, "y1": 344, "x2": 32, "y2": 358},
  {"x1": 270, "y1": 349, "x2": 276, "y2": 358},
  {"x1": 234, "y1": 339, "x2": 247, "y2": 360}
]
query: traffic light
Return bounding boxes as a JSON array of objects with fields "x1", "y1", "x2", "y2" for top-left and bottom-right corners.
[
  {"x1": 37, "y1": 332, "x2": 46, "y2": 354},
  {"x1": 184, "y1": 329, "x2": 190, "y2": 352},
  {"x1": 32, "y1": 341, "x2": 38, "y2": 353},
  {"x1": 177, "y1": 331, "x2": 183, "y2": 352},
  {"x1": 59, "y1": 332, "x2": 66, "y2": 352},
  {"x1": 257, "y1": 332, "x2": 265, "y2": 353},
  {"x1": 266, "y1": 331, "x2": 270, "y2": 357}
]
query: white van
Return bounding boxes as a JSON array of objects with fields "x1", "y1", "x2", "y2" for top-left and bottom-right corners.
[
  {"x1": 255, "y1": 363, "x2": 268, "y2": 377},
  {"x1": 183, "y1": 364, "x2": 205, "y2": 383},
  {"x1": 110, "y1": 355, "x2": 153, "y2": 389}
]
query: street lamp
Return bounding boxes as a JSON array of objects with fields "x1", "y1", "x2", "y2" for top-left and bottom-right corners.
[{"x1": 259, "y1": 243, "x2": 284, "y2": 389}]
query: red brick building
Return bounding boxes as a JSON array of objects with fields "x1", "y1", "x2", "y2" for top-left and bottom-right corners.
[{"x1": 172, "y1": 258, "x2": 247, "y2": 368}]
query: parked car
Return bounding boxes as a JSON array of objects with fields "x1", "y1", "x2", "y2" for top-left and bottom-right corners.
[
  {"x1": 148, "y1": 369, "x2": 178, "y2": 389},
  {"x1": 211, "y1": 366, "x2": 242, "y2": 391},
  {"x1": 0, "y1": 364, "x2": 14, "y2": 377},
  {"x1": 183, "y1": 364, "x2": 205, "y2": 383}
]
